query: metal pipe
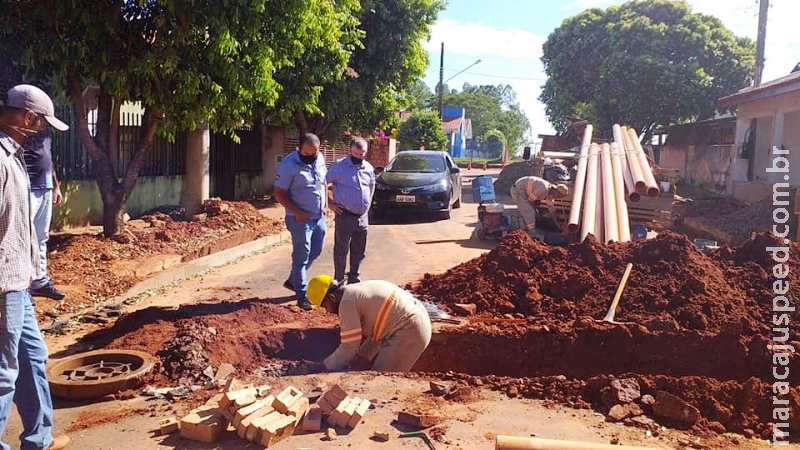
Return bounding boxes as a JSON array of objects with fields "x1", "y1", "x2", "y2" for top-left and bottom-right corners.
[
  {"x1": 496, "y1": 435, "x2": 659, "y2": 450},
  {"x1": 600, "y1": 143, "x2": 619, "y2": 242},
  {"x1": 593, "y1": 151, "x2": 605, "y2": 243},
  {"x1": 568, "y1": 125, "x2": 593, "y2": 232},
  {"x1": 621, "y1": 126, "x2": 646, "y2": 196},
  {"x1": 626, "y1": 127, "x2": 660, "y2": 197},
  {"x1": 580, "y1": 143, "x2": 600, "y2": 241},
  {"x1": 610, "y1": 142, "x2": 631, "y2": 242}
]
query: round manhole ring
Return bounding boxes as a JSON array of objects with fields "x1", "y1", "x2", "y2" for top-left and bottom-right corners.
[{"x1": 47, "y1": 349, "x2": 157, "y2": 400}]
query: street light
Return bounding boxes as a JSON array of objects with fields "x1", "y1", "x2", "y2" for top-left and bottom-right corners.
[
  {"x1": 445, "y1": 59, "x2": 482, "y2": 84},
  {"x1": 436, "y1": 45, "x2": 482, "y2": 118}
]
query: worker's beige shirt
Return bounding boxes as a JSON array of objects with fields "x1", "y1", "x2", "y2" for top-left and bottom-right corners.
[
  {"x1": 324, "y1": 280, "x2": 424, "y2": 371},
  {"x1": 513, "y1": 176, "x2": 553, "y2": 202}
]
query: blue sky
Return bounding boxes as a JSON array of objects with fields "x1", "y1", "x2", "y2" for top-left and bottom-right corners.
[{"x1": 422, "y1": 0, "x2": 800, "y2": 146}]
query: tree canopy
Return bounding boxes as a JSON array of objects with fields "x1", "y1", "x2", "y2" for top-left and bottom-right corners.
[
  {"x1": 398, "y1": 110, "x2": 448, "y2": 150},
  {"x1": 444, "y1": 83, "x2": 530, "y2": 154},
  {"x1": 296, "y1": 0, "x2": 445, "y2": 137},
  {"x1": 539, "y1": 0, "x2": 755, "y2": 136}
]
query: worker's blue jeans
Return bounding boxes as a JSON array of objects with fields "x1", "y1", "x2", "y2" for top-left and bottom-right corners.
[
  {"x1": 0, "y1": 290, "x2": 53, "y2": 450},
  {"x1": 286, "y1": 215, "x2": 327, "y2": 301},
  {"x1": 29, "y1": 189, "x2": 53, "y2": 289}
]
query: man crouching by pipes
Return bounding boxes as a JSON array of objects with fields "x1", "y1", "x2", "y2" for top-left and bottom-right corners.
[{"x1": 306, "y1": 275, "x2": 432, "y2": 372}]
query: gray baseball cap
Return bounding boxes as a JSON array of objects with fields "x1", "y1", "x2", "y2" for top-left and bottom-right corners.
[{"x1": 6, "y1": 84, "x2": 69, "y2": 131}]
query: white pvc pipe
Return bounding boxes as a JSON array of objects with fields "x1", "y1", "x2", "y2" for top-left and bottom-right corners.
[
  {"x1": 580, "y1": 143, "x2": 600, "y2": 242},
  {"x1": 610, "y1": 142, "x2": 631, "y2": 242},
  {"x1": 496, "y1": 435, "x2": 659, "y2": 450},
  {"x1": 626, "y1": 127, "x2": 660, "y2": 197},
  {"x1": 621, "y1": 127, "x2": 646, "y2": 196},
  {"x1": 619, "y1": 140, "x2": 638, "y2": 202},
  {"x1": 600, "y1": 143, "x2": 619, "y2": 243},
  {"x1": 594, "y1": 152, "x2": 605, "y2": 243},
  {"x1": 568, "y1": 125, "x2": 593, "y2": 232}
]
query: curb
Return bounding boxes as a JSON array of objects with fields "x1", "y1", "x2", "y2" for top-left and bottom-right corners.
[{"x1": 120, "y1": 229, "x2": 293, "y2": 300}]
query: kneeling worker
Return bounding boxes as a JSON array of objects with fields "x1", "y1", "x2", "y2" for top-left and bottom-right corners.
[
  {"x1": 509, "y1": 176, "x2": 569, "y2": 231},
  {"x1": 307, "y1": 275, "x2": 432, "y2": 372}
]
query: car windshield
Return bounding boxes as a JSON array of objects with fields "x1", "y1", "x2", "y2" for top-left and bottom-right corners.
[{"x1": 385, "y1": 153, "x2": 446, "y2": 173}]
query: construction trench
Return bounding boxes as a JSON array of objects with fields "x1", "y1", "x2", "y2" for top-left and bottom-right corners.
[{"x1": 67, "y1": 229, "x2": 800, "y2": 446}]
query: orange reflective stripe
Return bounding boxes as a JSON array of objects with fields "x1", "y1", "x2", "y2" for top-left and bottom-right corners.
[
  {"x1": 372, "y1": 290, "x2": 398, "y2": 341},
  {"x1": 340, "y1": 328, "x2": 362, "y2": 338},
  {"x1": 341, "y1": 334, "x2": 362, "y2": 344}
]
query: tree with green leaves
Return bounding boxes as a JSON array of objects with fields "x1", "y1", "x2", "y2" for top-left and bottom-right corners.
[
  {"x1": 2, "y1": 0, "x2": 352, "y2": 236},
  {"x1": 398, "y1": 110, "x2": 448, "y2": 150},
  {"x1": 539, "y1": 0, "x2": 754, "y2": 137},
  {"x1": 295, "y1": 0, "x2": 445, "y2": 137},
  {"x1": 404, "y1": 79, "x2": 435, "y2": 111},
  {"x1": 483, "y1": 129, "x2": 507, "y2": 159},
  {"x1": 444, "y1": 84, "x2": 530, "y2": 154}
]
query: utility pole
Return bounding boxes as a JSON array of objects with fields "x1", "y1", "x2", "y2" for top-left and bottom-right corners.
[
  {"x1": 754, "y1": 0, "x2": 769, "y2": 86},
  {"x1": 438, "y1": 42, "x2": 444, "y2": 119}
]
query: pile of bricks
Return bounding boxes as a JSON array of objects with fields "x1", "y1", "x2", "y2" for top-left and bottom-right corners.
[
  {"x1": 178, "y1": 383, "x2": 309, "y2": 448},
  {"x1": 302, "y1": 384, "x2": 371, "y2": 433},
  {"x1": 170, "y1": 382, "x2": 371, "y2": 447}
]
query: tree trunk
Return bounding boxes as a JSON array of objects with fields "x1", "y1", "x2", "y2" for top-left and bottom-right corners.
[
  {"x1": 68, "y1": 72, "x2": 159, "y2": 237},
  {"x1": 101, "y1": 195, "x2": 123, "y2": 237},
  {"x1": 260, "y1": 121, "x2": 284, "y2": 192}
]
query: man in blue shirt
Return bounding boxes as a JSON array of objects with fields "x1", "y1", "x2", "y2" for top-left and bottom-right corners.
[
  {"x1": 25, "y1": 129, "x2": 66, "y2": 300},
  {"x1": 326, "y1": 137, "x2": 375, "y2": 284},
  {"x1": 274, "y1": 133, "x2": 327, "y2": 310}
]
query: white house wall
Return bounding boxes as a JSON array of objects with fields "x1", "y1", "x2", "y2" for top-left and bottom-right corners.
[{"x1": 735, "y1": 90, "x2": 800, "y2": 191}]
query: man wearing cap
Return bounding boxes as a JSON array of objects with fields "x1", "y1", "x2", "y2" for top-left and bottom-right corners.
[
  {"x1": 306, "y1": 275, "x2": 431, "y2": 372},
  {"x1": 326, "y1": 137, "x2": 375, "y2": 285},
  {"x1": 509, "y1": 175, "x2": 569, "y2": 232},
  {"x1": 0, "y1": 84, "x2": 70, "y2": 450},
  {"x1": 25, "y1": 129, "x2": 65, "y2": 300},
  {"x1": 274, "y1": 133, "x2": 327, "y2": 311}
]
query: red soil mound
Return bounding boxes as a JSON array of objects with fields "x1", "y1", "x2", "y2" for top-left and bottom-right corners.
[{"x1": 411, "y1": 230, "x2": 799, "y2": 335}]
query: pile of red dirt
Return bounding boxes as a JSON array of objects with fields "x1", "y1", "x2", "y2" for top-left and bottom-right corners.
[
  {"x1": 408, "y1": 230, "x2": 800, "y2": 438},
  {"x1": 425, "y1": 371, "x2": 800, "y2": 441},
  {"x1": 83, "y1": 299, "x2": 337, "y2": 384},
  {"x1": 44, "y1": 200, "x2": 283, "y2": 316},
  {"x1": 410, "y1": 230, "x2": 799, "y2": 335}
]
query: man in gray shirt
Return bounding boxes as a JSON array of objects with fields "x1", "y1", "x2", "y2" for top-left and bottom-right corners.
[{"x1": 0, "y1": 85, "x2": 71, "y2": 450}]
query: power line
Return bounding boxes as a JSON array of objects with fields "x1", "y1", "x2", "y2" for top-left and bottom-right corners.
[{"x1": 442, "y1": 68, "x2": 547, "y2": 81}]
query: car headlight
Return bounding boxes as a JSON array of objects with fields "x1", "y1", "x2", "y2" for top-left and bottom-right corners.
[{"x1": 429, "y1": 179, "x2": 449, "y2": 192}]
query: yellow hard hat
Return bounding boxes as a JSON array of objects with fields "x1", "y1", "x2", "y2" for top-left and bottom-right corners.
[{"x1": 308, "y1": 274, "x2": 333, "y2": 306}]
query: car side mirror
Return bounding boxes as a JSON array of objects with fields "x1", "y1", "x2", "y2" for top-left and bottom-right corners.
[
  {"x1": 375, "y1": 167, "x2": 384, "y2": 175},
  {"x1": 450, "y1": 167, "x2": 461, "y2": 174}
]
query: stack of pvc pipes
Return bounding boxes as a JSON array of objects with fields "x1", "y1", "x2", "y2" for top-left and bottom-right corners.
[{"x1": 567, "y1": 124, "x2": 660, "y2": 243}]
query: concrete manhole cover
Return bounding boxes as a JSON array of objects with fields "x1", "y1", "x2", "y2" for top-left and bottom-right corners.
[{"x1": 48, "y1": 350, "x2": 157, "y2": 400}]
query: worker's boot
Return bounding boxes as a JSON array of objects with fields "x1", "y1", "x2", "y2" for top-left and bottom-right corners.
[{"x1": 49, "y1": 434, "x2": 71, "y2": 450}]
